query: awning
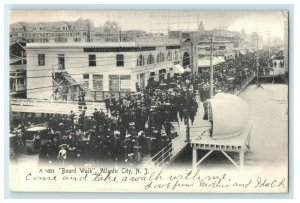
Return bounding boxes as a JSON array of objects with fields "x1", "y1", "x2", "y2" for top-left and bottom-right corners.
[
  {"x1": 184, "y1": 67, "x2": 191, "y2": 73},
  {"x1": 247, "y1": 49, "x2": 253, "y2": 53},
  {"x1": 173, "y1": 64, "x2": 185, "y2": 74},
  {"x1": 239, "y1": 50, "x2": 246, "y2": 55},
  {"x1": 217, "y1": 56, "x2": 225, "y2": 63},
  {"x1": 198, "y1": 56, "x2": 225, "y2": 68}
]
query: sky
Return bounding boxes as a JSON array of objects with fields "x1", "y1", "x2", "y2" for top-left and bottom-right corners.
[{"x1": 10, "y1": 10, "x2": 287, "y2": 40}]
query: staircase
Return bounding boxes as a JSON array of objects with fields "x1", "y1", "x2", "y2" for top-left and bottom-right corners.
[
  {"x1": 60, "y1": 71, "x2": 94, "y2": 100},
  {"x1": 230, "y1": 73, "x2": 256, "y2": 95}
]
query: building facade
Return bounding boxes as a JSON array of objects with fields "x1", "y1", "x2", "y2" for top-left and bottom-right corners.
[
  {"x1": 10, "y1": 40, "x2": 27, "y2": 98},
  {"x1": 11, "y1": 19, "x2": 151, "y2": 44},
  {"x1": 26, "y1": 39, "x2": 182, "y2": 101},
  {"x1": 10, "y1": 18, "x2": 94, "y2": 43}
]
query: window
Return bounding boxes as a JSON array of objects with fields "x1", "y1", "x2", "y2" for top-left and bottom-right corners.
[
  {"x1": 149, "y1": 72, "x2": 156, "y2": 80},
  {"x1": 219, "y1": 46, "x2": 226, "y2": 50},
  {"x1": 89, "y1": 54, "x2": 96, "y2": 66},
  {"x1": 175, "y1": 51, "x2": 179, "y2": 60},
  {"x1": 83, "y1": 74, "x2": 89, "y2": 79},
  {"x1": 157, "y1": 52, "x2": 165, "y2": 63},
  {"x1": 159, "y1": 69, "x2": 167, "y2": 81},
  {"x1": 19, "y1": 78, "x2": 25, "y2": 85},
  {"x1": 116, "y1": 54, "x2": 124, "y2": 67},
  {"x1": 147, "y1": 54, "x2": 155, "y2": 64},
  {"x1": 82, "y1": 74, "x2": 89, "y2": 87},
  {"x1": 74, "y1": 38, "x2": 81, "y2": 42},
  {"x1": 93, "y1": 75, "x2": 103, "y2": 90},
  {"x1": 167, "y1": 52, "x2": 172, "y2": 61},
  {"x1": 109, "y1": 75, "x2": 131, "y2": 92},
  {"x1": 136, "y1": 55, "x2": 145, "y2": 66},
  {"x1": 38, "y1": 54, "x2": 45, "y2": 66},
  {"x1": 58, "y1": 54, "x2": 65, "y2": 70}
]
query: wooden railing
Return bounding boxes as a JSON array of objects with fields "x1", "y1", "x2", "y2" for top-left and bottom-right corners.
[
  {"x1": 229, "y1": 73, "x2": 256, "y2": 95},
  {"x1": 142, "y1": 142, "x2": 174, "y2": 168},
  {"x1": 10, "y1": 98, "x2": 107, "y2": 114}
]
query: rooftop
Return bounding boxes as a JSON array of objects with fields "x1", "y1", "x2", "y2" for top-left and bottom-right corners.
[{"x1": 26, "y1": 38, "x2": 181, "y2": 49}]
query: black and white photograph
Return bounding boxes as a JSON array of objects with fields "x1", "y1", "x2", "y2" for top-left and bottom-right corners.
[{"x1": 7, "y1": 9, "x2": 289, "y2": 193}]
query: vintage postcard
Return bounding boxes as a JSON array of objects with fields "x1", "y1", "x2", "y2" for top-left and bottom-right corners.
[{"x1": 8, "y1": 9, "x2": 289, "y2": 193}]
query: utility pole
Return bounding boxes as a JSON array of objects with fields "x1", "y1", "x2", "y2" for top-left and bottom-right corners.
[
  {"x1": 256, "y1": 33, "x2": 264, "y2": 89},
  {"x1": 191, "y1": 41, "x2": 194, "y2": 83},
  {"x1": 209, "y1": 30, "x2": 214, "y2": 98}
]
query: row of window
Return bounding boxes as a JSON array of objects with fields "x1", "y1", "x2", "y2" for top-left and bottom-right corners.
[
  {"x1": 37, "y1": 54, "x2": 125, "y2": 67},
  {"x1": 12, "y1": 32, "x2": 86, "y2": 37},
  {"x1": 136, "y1": 51, "x2": 179, "y2": 66},
  {"x1": 38, "y1": 52, "x2": 179, "y2": 68},
  {"x1": 82, "y1": 74, "x2": 131, "y2": 92}
]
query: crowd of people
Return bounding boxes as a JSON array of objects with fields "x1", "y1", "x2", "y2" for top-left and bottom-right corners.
[
  {"x1": 10, "y1": 48, "x2": 281, "y2": 166},
  {"x1": 193, "y1": 52, "x2": 256, "y2": 101},
  {"x1": 11, "y1": 77, "x2": 199, "y2": 166}
]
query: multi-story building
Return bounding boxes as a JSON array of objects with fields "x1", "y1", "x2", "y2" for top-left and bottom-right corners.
[
  {"x1": 93, "y1": 21, "x2": 121, "y2": 42},
  {"x1": 10, "y1": 18, "x2": 94, "y2": 43},
  {"x1": 197, "y1": 40, "x2": 234, "y2": 71},
  {"x1": 11, "y1": 19, "x2": 151, "y2": 44},
  {"x1": 25, "y1": 38, "x2": 183, "y2": 101},
  {"x1": 250, "y1": 32, "x2": 264, "y2": 50},
  {"x1": 9, "y1": 40, "x2": 27, "y2": 98}
]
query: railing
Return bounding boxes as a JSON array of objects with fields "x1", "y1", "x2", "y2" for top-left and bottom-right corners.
[
  {"x1": 10, "y1": 98, "x2": 107, "y2": 114},
  {"x1": 10, "y1": 98, "x2": 106, "y2": 109},
  {"x1": 142, "y1": 142, "x2": 173, "y2": 168},
  {"x1": 229, "y1": 73, "x2": 256, "y2": 95}
]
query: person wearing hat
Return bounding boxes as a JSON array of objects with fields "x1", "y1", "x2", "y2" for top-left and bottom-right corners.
[
  {"x1": 33, "y1": 132, "x2": 42, "y2": 153},
  {"x1": 104, "y1": 95, "x2": 111, "y2": 114},
  {"x1": 57, "y1": 144, "x2": 68, "y2": 163},
  {"x1": 111, "y1": 130, "x2": 122, "y2": 161},
  {"x1": 122, "y1": 134, "x2": 134, "y2": 161}
]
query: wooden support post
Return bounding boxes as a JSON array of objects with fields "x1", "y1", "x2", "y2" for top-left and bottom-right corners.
[
  {"x1": 192, "y1": 147, "x2": 197, "y2": 170},
  {"x1": 196, "y1": 150, "x2": 214, "y2": 167}
]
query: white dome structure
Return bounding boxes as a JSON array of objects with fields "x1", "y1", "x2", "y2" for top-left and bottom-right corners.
[{"x1": 208, "y1": 93, "x2": 249, "y2": 139}]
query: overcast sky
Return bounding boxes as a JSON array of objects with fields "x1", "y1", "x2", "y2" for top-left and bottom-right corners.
[{"x1": 10, "y1": 10, "x2": 287, "y2": 40}]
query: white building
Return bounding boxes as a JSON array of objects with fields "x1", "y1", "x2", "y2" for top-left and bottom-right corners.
[
  {"x1": 197, "y1": 40, "x2": 234, "y2": 71},
  {"x1": 26, "y1": 39, "x2": 183, "y2": 101}
]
